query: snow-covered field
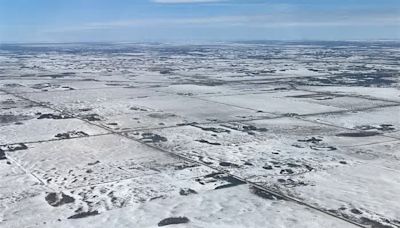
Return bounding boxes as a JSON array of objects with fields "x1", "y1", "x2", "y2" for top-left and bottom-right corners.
[{"x1": 0, "y1": 41, "x2": 399, "y2": 227}]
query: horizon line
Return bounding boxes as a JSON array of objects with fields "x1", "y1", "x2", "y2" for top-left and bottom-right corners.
[{"x1": 1, "y1": 39, "x2": 400, "y2": 45}]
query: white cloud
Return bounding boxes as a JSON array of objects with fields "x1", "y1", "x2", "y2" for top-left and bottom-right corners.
[{"x1": 152, "y1": 0, "x2": 225, "y2": 3}]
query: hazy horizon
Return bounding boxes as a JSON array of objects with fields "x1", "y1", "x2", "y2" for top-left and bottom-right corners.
[{"x1": 2, "y1": 39, "x2": 400, "y2": 45}]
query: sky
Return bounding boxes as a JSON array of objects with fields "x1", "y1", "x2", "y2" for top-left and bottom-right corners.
[{"x1": 0, "y1": 0, "x2": 399, "y2": 42}]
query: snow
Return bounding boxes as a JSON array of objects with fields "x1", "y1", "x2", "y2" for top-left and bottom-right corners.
[{"x1": 1, "y1": 41, "x2": 399, "y2": 227}]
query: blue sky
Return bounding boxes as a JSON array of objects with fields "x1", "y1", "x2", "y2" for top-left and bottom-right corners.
[{"x1": 0, "y1": 0, "x2": 399, "y2": 42}]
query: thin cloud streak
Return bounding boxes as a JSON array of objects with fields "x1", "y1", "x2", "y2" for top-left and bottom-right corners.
[{"x1": 46, "y1": 11, "x2": 400, "y2": 34}]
